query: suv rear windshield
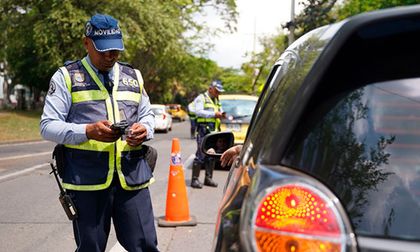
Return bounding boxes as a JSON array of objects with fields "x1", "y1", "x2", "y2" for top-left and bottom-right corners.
[
  {"x1": 220, "y1": 99, "x2": 257, "y2": 119},
  {"x1": 282, "y1": 78, "x2": 420, "y2": 240}
]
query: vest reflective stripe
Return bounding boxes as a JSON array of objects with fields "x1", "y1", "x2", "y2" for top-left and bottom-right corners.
[
  {"x1": 114, "y1": 91, "x2": 141, "y2": 103},
  {"x1": 81, "y1": 58, "x2": 110, "y2": 93},
  {"x1": 197, "y1": 118, "x2": 217, "y2": 123},
  {"x1": 72, "y1": 90, "x2": 109, "y2": 103},
  {"x1": 61, "y1": 60, "x2": 152, "y2": 191},
  {"x1": 134, "y1": 69, "x2": 144, "y2": 103},
  {"x1": 60, "y1": 67, "x2": 72, "y2": 93},
  {"x1": 134, "y1": 69, "x2": 144, "y2": 88},
  {"x1": 116, "y1": 176, "x2": 155, "y2": 191},
  {"x1": 65, "y1": 139, "x2": 113, "y2": 151},
  {"x1": 62, "y1": 179, "x2": 113, "y2": 191},
  {"x1": 63, "y1": 178, "x2": 153, "y2": 191}
]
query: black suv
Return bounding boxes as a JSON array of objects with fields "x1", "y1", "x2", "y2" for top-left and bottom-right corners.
[{"x1": 206, "y1": 5, "x2": 420, "y2": 252}]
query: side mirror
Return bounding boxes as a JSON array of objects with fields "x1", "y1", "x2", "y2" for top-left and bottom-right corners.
[{"x1": 201, "y1": 131, "x2": 235, "y2": 157}]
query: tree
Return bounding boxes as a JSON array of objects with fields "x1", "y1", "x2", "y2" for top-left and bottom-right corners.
[
  {"x1": 292, "y1": 0, "x2": 420, "y2": 38},
  {"x1": 293, "y1": 0, "x2": 338, "y2": 36},
  {"x1": 235, "y1": 31, "x2": 288, "y2": 96},
  {"x1": 337, "y1": 0, "x2": 420, "y2": 19},
  {"x1": 0, "y1": 0, "x2": 238, "y2": 106}
]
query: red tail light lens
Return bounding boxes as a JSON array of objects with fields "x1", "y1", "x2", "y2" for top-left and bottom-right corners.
[
  {"x1": 163, "y1": 114, "x2": 166, "y2": 120},
  {"x1": 252, "y1": 184, "x2": 347, "y2": 252}
]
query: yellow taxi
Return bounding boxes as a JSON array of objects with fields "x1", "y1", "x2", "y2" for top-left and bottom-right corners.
[
  {"x1": 219, "y1": 94, "x2": 258, "y2": 144},
  {"x1": 165, "y1": 104, "x2": 188, "y2": 121}
]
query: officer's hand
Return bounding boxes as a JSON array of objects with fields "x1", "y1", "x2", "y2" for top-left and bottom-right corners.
[
  {"x1": 126, "y1": 123, "x2": 147, "y2": 147},
  {"x1": 220, "y1": 145, "x2": 243, "y2": 167},
  {"x1": 215, "y1": 111, "x2": 224, "y2": 118},
  {"x1": 86, "y1": 120, "x2": 120, "y2": 142}
]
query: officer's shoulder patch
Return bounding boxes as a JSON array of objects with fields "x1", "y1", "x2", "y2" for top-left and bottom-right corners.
[{"x1": 47, "y1": 79, "x2": 57, "y2": 96}]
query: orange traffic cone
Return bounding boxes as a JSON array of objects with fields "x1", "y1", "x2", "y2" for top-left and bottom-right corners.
[{"x1": 158, "y1": 138, "x2": 197, "y2": 227}]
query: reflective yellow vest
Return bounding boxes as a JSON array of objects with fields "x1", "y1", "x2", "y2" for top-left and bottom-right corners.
[
  {"x1": 196, "y1": 92, "x2": 222, "y2": 131},
  {"x1": 60, "y1": 58, "x2": 154, "y2": 191}
]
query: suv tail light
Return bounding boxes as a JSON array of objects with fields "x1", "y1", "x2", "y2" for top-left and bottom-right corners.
[
  {"x1": 247, "y1": 181, "x2": 356, "y2": 252},
  {"x1": 163, "y1": 114, "x2": 166, "y2": 120}
]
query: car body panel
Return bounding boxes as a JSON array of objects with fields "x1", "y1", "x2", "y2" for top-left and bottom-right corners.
[
  {"x1": 151, "y1": 104, "x2": 172, "y2": 133},
  {"x1": 214, "y1": 5, "x2": 420, "y2": 252},
  {"x1": 165, "y1": 104, "x2": 188, "y2": 121},
  {"x1": 219, "y1": 94, "x2": 258, "y2": 144}
]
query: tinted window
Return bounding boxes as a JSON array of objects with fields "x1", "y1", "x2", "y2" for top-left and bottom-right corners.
[
  {"x1": 220, "y1": 99, "x2": 257, "y2": 118},
  {"x1": 282, "y1": 78, "x2": 420, "y2": 240},
  {"x1": 246, "y1": 26, "x2": 335, "y2": 162}
]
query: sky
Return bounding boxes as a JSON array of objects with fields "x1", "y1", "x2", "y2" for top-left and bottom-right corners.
[{"x1": 203, "y1": 0, "x2": 302, "y2": 69}]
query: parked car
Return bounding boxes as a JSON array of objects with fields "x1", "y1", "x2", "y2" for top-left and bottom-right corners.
[
  {"x1": 151, "y1": 104, "x2": 172, "y2": 133},
  {"x1": 219, "y1": 94, "x2": 258, "y2": 144},
  {"x1": 165, "y1": 104, "x2": 188, "y2": 121},
  {"x1": 204, "y1": 5, "x2": 420, "y2": 252}
]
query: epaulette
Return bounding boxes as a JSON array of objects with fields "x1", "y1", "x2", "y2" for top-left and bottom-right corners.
[
  {"x1": 118, "y1": 61, "x2": 134, "y2": 68},
  {"x1": 64, "y1": 60, "x2": 78, "y2": 66}
]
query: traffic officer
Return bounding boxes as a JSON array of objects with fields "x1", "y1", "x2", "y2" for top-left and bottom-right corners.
[
  {"x1": 191, "y1": 80, "x2": 225, "y2": 189},
  {"x1": 40, "y1": 14, "x2": 158, "y2": 252},
  {"x1": 188, "y1": 100, "x2": 197, "y2": 139}
]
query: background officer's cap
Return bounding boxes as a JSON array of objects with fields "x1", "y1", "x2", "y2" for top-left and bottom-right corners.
[
  {"x1": 210, "y1": 80, "x2": 225, "y2": 92},
  {"x1": 85, "y1": 14, "x2": 124, "y2": 52}
]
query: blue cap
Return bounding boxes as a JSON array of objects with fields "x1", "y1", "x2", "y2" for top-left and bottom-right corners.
[
  {"x1": 85, "y1": 14, "x2": 124, "y2": 52},
  {"x1": 210, "y1": 80, "x2": 225, "y2": 92}
]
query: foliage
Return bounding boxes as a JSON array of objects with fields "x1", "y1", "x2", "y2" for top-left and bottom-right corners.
[
  {"x1": 236, "y1": 31, "x2": 288, "y2": 95},
  {"x1": 0, "y1": 0, "x2": 238, "y2": 104},
  {"x1": 337, "y1": 0, "x2": 420, "y2": 19},
  {"x1": 153, "y1": 55, "x2": 221, "y2": 105},
  {"x1": 218, "y1": 68, "x2": 250, "y2": 94},
  {"x1": 292, "y1": 0, "x2": 420, "y2": 37},
  {"x1": 294, "y1": 0, "x2": 338, "y2": 36}
]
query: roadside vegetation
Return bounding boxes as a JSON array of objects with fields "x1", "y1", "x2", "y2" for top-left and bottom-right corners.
[
  {"x1": 1, "y1": 0, "x2": 419, "y2": 109},
  {"x1": 0, "y1": 110, "x2": 42, "y2": 143}
]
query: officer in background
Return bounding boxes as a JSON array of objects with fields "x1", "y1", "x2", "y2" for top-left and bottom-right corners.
[
  {"x1": 187, "y1": 100, "x2": 197, "y2": 139},
  {"x1": 191, "y1": 80, "x2": 225, "y2": 189},
  {"x1": 40, "y1": 14, "x2": 158, "y2": 252}
]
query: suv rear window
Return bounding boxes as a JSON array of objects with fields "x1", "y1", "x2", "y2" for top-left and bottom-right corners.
[{"x1": 282, "y1": 78, "x2": 420, "y2": 240}]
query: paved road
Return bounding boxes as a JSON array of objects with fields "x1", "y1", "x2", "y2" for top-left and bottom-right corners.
[{"x1": 0, "y1": 121, "x2": 227, "y2": 252}]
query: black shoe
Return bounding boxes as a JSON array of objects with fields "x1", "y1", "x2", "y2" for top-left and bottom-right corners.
[
  {"x1": 204, "y1": 177, "x2": 218, "y2": 187},
  {"x1": 191, "y1": 178, "x2": 203, "y2": 189}
]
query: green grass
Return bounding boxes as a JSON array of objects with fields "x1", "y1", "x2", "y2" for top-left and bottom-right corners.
[{"x1": 0, "y1": 110, "x2": 43, "y2": 143}]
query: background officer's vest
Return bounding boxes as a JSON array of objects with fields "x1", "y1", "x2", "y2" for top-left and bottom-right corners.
[
  {"x1": 188, "y1": 101, "x2": 196, "y2": 119},
  {"x1": 196, "y1": 92, "x2": 222, "y2": 130},
  {"x1": 59, "y1": 58, "x2": 153, "y2": 191}
]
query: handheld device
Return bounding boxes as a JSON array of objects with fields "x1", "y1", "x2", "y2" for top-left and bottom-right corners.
[{"x1": 110, "y1": 120, "x2": 129, "y2": 135}]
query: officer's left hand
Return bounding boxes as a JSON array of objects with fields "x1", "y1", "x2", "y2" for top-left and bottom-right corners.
[{"x1": 126, "y1": 123, "x2": 147, "y2": 147}]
